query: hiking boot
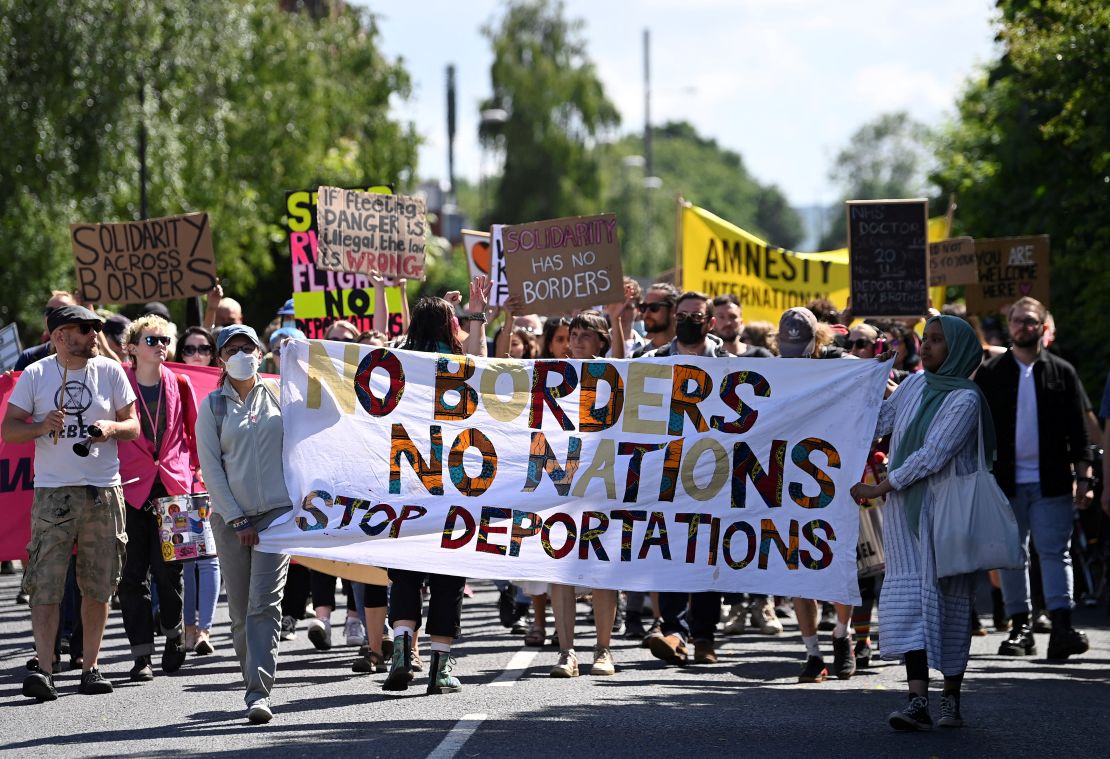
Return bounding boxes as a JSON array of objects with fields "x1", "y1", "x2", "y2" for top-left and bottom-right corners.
[
  {"x1": 129, "y1": 656, "x2": 154, "y2": 682},
  {"x1": 833, "y1": 635, "x2": 856, "y2": 680},
  {"x1": 279, "y1": 615, "x2": 297, "y2": 641},
  {"x1": 307, "y1": 617, "x2": 332, "y2": 651},
  {"x1": 382, "y1": 633, "x2": 414, "y2": 691},
  {"x1": 889, "y1": 694, "x2": 933, "y2": 731},
  {"x1": 162, "y1": 637, "x2": 187, "y2": 674},
  {"x1": 753, "y1": 597, "x2": 784, "y2": 635},
  {"x1": 998, "y1": 624, "x2": 1036, "y2": 656},
  {"x1": 352, "y1": 649, "x2": 384, "y2": 674},
  {"x1": 938, "y1": 693, "x2": 963, "y2": 728},
  {"x1": 427, "y1": 651, "x2": 462, "y2": 694},
  {"x1": 549, "y1": 649, "x2": 579, "y2": 678},
  {"x1": 591, "y1": 645, "x2": 616, "y2": 676},
  {"x1": 648, "y1": 633, "x2": 688, "y2": 665},
  {"x1": 1047, "y1": 627, "x2": 1089, "y2": 661},
  {"x1": 411, "y1": 649, "x2": 424, "y2": 672},
  {"x1": 344, "y1": 617, "x2": 367, "y2": 646},
  {"x1": 22, "y1": 670, "x2": 58, "y2": 702},
  {"x1": 78, "y1": 667, "x2": 114, "y2": 695},
  {"x1": 722, "y1": 603, "x2": 747, "y2": 635},
  {"x1": 854, "y1": 640, "x2": 872, "y2": 669},
  {"x1": 798, "y1": 655, "x2": 828, "y2": 683},
  {"x1": 693, "y1": 639, "x2": 718, "y2": 664},
  {"x1": 247, "y1": 698, "x2": 272, "y2": 724}
]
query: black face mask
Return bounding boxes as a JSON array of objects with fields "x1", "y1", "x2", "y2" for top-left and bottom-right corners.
[{"x1": 675, "y1": 320, "x2": 707, "y2": 346}]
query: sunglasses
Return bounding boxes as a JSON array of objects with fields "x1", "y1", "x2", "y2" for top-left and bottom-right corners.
[
  {"x1": 221, "y1": 344, "x2": 258, "y2": 357},
  {"x1": 1013, "y1": 317, "x2": 1042, "y2": 328},
  {"x1": 180, "y1": 344, "x2": 212, "y2": 357},
  {"x1": 636, "y1": 302, "x2": 670, "y2": 314},
  {"x1": 675, "y1": 312, "x2": 707, "y2": 324},
  {"x1": 65, "y1": 322, "x2": 102, "y2": 335},
  {"x1": 144, "y1": 335, "x2": 172, "y2": 347},
  {"x1": 848, "y1": 338, "x2": 875, "y2": 350}
]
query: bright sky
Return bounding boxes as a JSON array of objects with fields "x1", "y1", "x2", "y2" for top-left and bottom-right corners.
[{"x1": 365, "y1": 0, "x2": 999, "y2": 208}]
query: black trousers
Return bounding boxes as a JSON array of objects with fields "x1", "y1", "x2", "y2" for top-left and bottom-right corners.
[
  {"x1": 280, "y1": 566, "x2": 354, "y2": 615},
  {"x1": 118, "y1": 488, "x2": 184, "y2": 656},
  {"x1": 387, "y1": 569, "x2": 464, "y2": 639},
  {"x1": 659, "y1": 591, "x2": 722, "y2": 643}
]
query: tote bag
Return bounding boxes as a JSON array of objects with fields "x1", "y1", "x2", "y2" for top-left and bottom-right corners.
[{"x1": 930, "y1": 420, "x2": 1022, "y2": 578}]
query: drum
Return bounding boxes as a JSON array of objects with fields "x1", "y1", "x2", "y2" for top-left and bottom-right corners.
[{"x1": 153, "y1": 493, "x2": 217, "y2": 562}]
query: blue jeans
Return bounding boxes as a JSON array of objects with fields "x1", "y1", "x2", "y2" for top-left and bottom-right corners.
[
  {"x1": 183, "y1": 557, "x2": 221, "y2": 630},
  {"x1": 1000, "y1": 482, "x2": 1075, "y2": 616}
]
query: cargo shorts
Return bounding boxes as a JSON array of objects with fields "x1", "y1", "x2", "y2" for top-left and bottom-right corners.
[{"x1": 23, "y1": 485, "x2": 128, "y2": 605}]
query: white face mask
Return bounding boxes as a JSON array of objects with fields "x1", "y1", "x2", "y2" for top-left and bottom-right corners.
[{"x1": 225, "y1": 351, "x2": 259, "y2": 381}]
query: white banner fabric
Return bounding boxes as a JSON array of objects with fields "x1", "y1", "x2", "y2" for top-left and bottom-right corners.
[{"x1": 259, "y1": 341, "x2": 890, "y2": 605}]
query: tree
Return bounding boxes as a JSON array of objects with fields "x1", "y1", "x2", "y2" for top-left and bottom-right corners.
[
  {"x1": 0, "y1": 0, "x2": 418, "y2": 339},
  {"x1": 599, "y1": 121, "x2": 804, "y2": 277},
  {"x1": 819, "y1": 111, "x2": 936, "y2": 249},
  {"x1": 933, "y1": 0, "x2": 1110, "y2": 393},
  {"x1": 480, "y1": 0, "x2": 620, "y2": 227}
]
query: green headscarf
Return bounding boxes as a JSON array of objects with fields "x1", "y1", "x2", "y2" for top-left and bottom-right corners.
[{"x1": 889, "y1": 315, "x2": 997, "y2": 536}]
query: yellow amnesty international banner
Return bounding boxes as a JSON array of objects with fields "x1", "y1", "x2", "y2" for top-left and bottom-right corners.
[{"x1": 681, "y1": 204, "x2": 951, "y2": 323}]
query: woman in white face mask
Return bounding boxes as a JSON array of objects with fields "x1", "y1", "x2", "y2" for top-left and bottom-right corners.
[{"x1": 195, "y1": 325, "x2": 292, "y2": 725}]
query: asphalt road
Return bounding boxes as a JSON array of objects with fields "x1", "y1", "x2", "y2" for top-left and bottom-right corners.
[{"x1": 1, "y1": 571, "x2": 1107, "y2": 758}]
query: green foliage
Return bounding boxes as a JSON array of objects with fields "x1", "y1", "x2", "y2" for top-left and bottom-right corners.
[
  {"x1": 599, "y1": 121, "x2": 804, "y2": 278},
  {"x1": 819, "y1": 111, "x2": 936, "y2": 249},
  {"x1": 0, "y1": 0, "x2": 418, "y2": 340},
  {"x1": 933, "y1": 0, "x2": 1110, "y2": 394},
  {"x1": 480, "y1": 0, "x2": 620, "y2": 227}
]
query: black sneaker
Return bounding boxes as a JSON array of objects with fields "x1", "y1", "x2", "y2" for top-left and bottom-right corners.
[
  {"x1": 855, "y1": 640, "x2": 873, "y2": 668},
  {"x1": 22, "y1": 670, "x2": 58, "y2": 702},
  {"x1": 129, "y1": 656, "x2": 154, "y2": 682},
  {"x1": 817, "y1": 603, "x2": 837, "y2": 631},
  {"x1": 78, "y1": 667, "x2": 114, "y2": 695},
  {"x1": 162, "y1": 637, "x2": 187, "y2": 674},
  {"x1": 998, "y1": 624, "x2": 1036, "y2": 656},
  {"x1": 798, "y1": 655, "x2": 828, "y2": 683},
  {"x1": 889, "y1": 694, "x2": 932, "y2": 731},
  {"x1": 938, "y1": 693, "x2": 964, "y2": 728},
  {"x1": 497, "y1": 588, "x2": 518, "y2": 628},
  {"x1": 832, "y1": 635, "x2": 856, "y2": 680},
  {"x1": 1046, "y1": 627, "x2": 1089, "y2": 661}
]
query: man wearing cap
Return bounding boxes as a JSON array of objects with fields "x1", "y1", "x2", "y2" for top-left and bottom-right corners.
[
  {"x1": 2, "y1": 305, "x2": 140, "y2": 701},
  {"x1": 14, "y1": 291, "x2": 77, "y2": 371}
]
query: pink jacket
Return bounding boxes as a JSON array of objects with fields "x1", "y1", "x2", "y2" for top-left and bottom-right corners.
[{"x1": 118, "y1": 364, "x2": 200, "y2": 509}]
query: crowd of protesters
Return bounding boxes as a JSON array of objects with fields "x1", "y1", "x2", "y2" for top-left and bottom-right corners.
[{"x1": 2, "y1": 273, "x2": 1106, "y2": 732}]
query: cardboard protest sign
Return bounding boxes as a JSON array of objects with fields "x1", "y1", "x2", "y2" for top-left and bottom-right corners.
[
  {"x1": 285, "y1": 187, "x2": 405, "y2": 339},
  {"x1": 315, "y1": 186, "x2": 426, "y2": 280},
  {"x1": 70, "y1": 213, "x2": 218, "y2": 304},
  {"x1": 964, "y1": 235, "x2": 1050, "y2": 313},
  {"x1": 0, "y1": 323, "x2": 22, "y2": 372},
  {"x1": 501, "y1": 213, "x2": 624, "y2": 313},
  {"x1": 928, "y1": 236, "x2": 978, "y2": 287},
  {"x1": 847, "y1": 199, "x2": 929, "y2": 317},
  {"x1": 461, "y1": 229, "x2": 492, "y2": 280}
]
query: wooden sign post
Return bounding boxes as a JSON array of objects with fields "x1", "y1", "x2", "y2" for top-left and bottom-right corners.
[{"x1": 847, "y1": 199, "x2": 929, "y2": 317}]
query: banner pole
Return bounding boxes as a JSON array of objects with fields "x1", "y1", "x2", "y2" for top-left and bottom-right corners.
[
  {"x1": 674, "y1": 194, "x2": 684, "y2": 289},
  {"x1": 945, "y1": 192, "x2": 957, "y2": 238}
]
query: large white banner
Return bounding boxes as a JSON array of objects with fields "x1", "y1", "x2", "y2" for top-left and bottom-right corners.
[{"x1": 260, "y1": 341, "x2": 889, "y2": 604}]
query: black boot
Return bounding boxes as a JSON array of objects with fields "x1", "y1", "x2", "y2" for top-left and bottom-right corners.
[
  {"x1": 991, "y1": 587, "x2": 1008, "y2": 631},
  {"x1": 1046, "y1": 608, "x2": 1089, "y2": 661},
  {"x1": 998, "y1": 613, "x2": 1035, "y2": 656}
]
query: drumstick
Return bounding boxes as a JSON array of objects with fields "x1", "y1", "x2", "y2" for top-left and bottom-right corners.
[{"x1": 54, "y1": 360, "x2": 67, "y2": 446}]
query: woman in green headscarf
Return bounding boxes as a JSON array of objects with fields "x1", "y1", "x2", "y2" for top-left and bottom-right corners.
[{"x1": 850, "y1": 315, "x2": 996, "y2": 733}]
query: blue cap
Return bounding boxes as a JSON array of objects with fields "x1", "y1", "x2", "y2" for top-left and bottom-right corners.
[
  {"x1": 277, "y1": 298, "x2": 295, "y2": 316},
  {"x1": 215, "y1": 324, "x2": 265, "y2": 352},
  {"x1": 269, "y1": 326, "x2": 306, "y2": 349}
]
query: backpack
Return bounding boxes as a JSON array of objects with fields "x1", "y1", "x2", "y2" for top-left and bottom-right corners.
[{"x1": 208, "y1": 378, "x2": 280, "y2": 438}]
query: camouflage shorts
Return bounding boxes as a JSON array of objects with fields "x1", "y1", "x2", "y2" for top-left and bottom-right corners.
[{"x1": 23, "y1": 485, "x2": 127, "y2": 605}]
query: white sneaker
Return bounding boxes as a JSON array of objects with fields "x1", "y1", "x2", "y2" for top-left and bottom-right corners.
[
  {"x1": 549, "y1": 649, "x2": 579, "y2": 678},
  {"x1": 247, "y1": 698, "x2": 272, "y2": 724},
  {"x1": 591, "y1": 645, "x2": 615, "y2": 676},
  {"x1": 306, "y1": 617, "x2": 332, "y2": 651},
  {"x1": 722, "y1": 602, "x2": 748, "y2": 635},
  {"x1": 344, "y1": 617, "x2": 367, "y2": 646},
  {"x1": 753, "y1": 598, "x2": 784, "y2": 635},
  {"x1": 279, "y1": 616, "x2": 297, "y2": 641}
]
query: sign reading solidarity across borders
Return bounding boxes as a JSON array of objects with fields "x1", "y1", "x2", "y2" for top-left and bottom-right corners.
[
  {"x1": 315, "y1": 186, "x2": 427, "y2": 280},
  {"x1": 70, "y1": 213, "x2": 218, "y2": 304},
  {"x1": 258, "y1": 341, "x2": 892, "y2": 604}
]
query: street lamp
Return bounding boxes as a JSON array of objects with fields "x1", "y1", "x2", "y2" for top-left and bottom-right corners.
[{"x1": 478, "y1": 108, "x2": 509, "y2": 222}]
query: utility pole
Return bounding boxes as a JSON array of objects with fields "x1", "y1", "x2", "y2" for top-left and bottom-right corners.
[
  {"x1": 446, "y1": 64, "x2": 457, "y2": 199},
  {"x1": 643, "y1": 29, "x2": 652, "y2": 180}
]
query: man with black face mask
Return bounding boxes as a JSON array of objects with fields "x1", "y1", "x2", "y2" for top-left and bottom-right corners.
[{"x1": 644, "y1": 291, "x2": 731, "y2": 359}]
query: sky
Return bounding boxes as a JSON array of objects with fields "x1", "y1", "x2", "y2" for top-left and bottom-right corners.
[{"x1": 363, "y1": 0, "x2": 999, "y2": 209}]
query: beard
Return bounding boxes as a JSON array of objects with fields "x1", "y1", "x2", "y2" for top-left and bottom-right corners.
[
  {"x1": 644, "y1": 318, "x2": 669, "y2": 334},
  {"x1": 1012, "y1": 333, "x2": 1040, "y2": 349}
]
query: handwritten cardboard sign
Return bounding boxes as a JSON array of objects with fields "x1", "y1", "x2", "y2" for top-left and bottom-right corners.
[
  {"x1": 928, "y1": 236, "x2": 978, "y2": 287},
  {"x1": 70, "y1": 213, "x2": 218, "y2": 304},
  {"x1": 315, "y1": 186, "x2": 426, "y2": 280},
  {"x1": 501, "y1": 213, "x2": 624, "y2": 314},
  {"x1": 847, "y1": 199, "x2": 929, "y2": 318},
  {"x1": 964, "y1": 235, "x2": 1050, "y2": 313}
]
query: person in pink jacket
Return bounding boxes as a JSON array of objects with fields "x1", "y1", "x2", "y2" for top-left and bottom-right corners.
[{"x1": 116, "y1": 314, "x2": 200, "y2": 682}]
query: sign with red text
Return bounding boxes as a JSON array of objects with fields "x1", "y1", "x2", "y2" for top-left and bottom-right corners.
[
  {"x1": 501, "y1": 213, "x2": 625, "y2": 313},
  {"x1": 315, "y1": 186, "x2": 426, "y2": 280},
  {"x1": 258, "y1": 343, "x2": 891, "y2": 604},
  {"x1": 70, "y1": 213, "x2": 218, "y2": 304},
  {"x1": 965, "y1": 235, "x2": 1050, "y2": 313}
]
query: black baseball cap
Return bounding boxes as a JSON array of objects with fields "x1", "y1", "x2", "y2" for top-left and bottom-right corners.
[{"x1": 47, "y1": 305, "x2": 104, "y2": 333}]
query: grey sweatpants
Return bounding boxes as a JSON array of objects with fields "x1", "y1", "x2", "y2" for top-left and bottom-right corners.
[{"x1": 211, "y1": 507, "x2": 291, "y2": 706}]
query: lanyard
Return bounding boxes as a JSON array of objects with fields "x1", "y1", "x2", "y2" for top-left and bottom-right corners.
[{"x1": 136, "y1": 379, "x2": 164, "y2": 458}]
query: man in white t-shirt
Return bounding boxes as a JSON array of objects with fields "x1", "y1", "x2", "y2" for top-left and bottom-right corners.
[{"x1": 2, "y1": 305, "x2": 139, "y2": 701}]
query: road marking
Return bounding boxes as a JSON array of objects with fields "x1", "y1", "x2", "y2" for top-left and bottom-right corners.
[
  {"x1": 488, "y1": 649, "x2": 539, "y2": 687},
  {"x1": 426, "y1": 713, "x2": 487, "y2": 759}
]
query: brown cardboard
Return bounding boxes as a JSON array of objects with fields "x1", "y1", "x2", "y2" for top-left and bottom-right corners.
[
  {"x1": 315, "y1": 186, "x2": 427, "y2": 279},
  {"x1": 965, "y1": 235, "x2": 1050, "y2": 313},
  {"x1": 928, "y1": 236, "x2": 978, "y2": 287}
]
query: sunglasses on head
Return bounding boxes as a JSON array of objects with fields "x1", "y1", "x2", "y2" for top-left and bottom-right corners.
[
  {"x1": 849, "y1": 338, "x2": 875, "y2": 350},
  {"x1": 636, "y1": 302, "x2": 670, "y2": 314},
  {"x1": 144, "y1": 335, "x2": 172, "y2": 347},
  {"x1": 180, "y1": 344, "x2": 213, "y2": 357},
  {"x1": 222, "y1": 344, "x2": 258, "y2": 357}
]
